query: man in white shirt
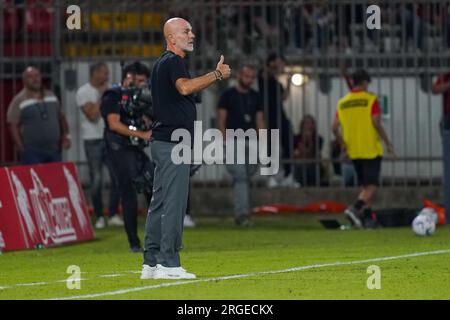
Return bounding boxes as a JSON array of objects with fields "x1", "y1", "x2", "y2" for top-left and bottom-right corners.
[{"x1": 76, "y1": 62, "x2": 123, "y2": 229}]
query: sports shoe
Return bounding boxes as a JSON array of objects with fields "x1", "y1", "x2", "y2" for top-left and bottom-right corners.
[
  {"x1": 363, "y1": 218, "x2": 381, "y2": 229},
  {"x1": 267, "y1": 176, "x2": 279, "y2": 188},
  {"x1": 344, "y1": 206, "x2": 363, "y2": 229},
  {"x1": 108, "y1": 215, "x2": 124, "y2": 227},
  {"x1": 235, "y1": 215, "x2": 254, "y2": 227},
  {"x1": 183, "y1": 215, "x2": 196, "y2": 228},
  {"x1": 280, "y1": 174, "x2": 301, "y2": 188},
  {"x1": 95, "y1": 217, "x2": 106, "y2": 229},
  {"x1": 130, "y1": 246, "x2": 143, "y2": 253},
  {"x1": 362, "y1": 211, "x2": 381, "y2": 229},
  {"x1": 153, "y1": 264, "x2": 196, "y2": 279},
  {"x1": 140, "y1": 264, "x2": 157, "y2": 280}
]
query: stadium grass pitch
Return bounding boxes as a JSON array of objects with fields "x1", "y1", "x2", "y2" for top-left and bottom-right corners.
[{"x1": 1, "y1": 214, "x2": 449, "y2": 300}]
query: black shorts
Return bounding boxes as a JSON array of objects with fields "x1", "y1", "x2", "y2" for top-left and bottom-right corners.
[{"x1": 352, "y1": 157, "x2": 382, "y2": 186}]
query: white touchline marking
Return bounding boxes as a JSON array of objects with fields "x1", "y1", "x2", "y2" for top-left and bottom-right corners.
[
  {"x1": 47, "y1": 249, "x2": 450, "y2": 300},
  {"x1": 15, "y1": 282, "x2": 50, "y2": 287},
  {"x1": 0, "y1": 271, "x2": 144, "y2": 290},
  {"x1": 0, "y1": 277, "x2": 90, "y2": 290}
]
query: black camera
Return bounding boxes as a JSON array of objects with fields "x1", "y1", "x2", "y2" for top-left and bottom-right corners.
[
  {"x1": 122, "y1": 84, "x2": 152, "y2": 117},
  {"x1": 120, "y1": 84, "x2": 153, "y2": 148}
]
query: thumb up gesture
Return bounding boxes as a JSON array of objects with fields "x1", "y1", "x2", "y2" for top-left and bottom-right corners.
[{"x1": 215, "y1": 55, "x2": 231, "y2": 80}]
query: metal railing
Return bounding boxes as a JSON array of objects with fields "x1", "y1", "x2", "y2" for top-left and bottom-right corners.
[{"x1": 1, "y1": 0, "x2": 449, "y2": 188}]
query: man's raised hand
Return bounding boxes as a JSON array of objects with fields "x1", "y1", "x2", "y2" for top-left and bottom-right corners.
[{"x1": 216, "y1": 55, "x2": 231, "y2": 80}]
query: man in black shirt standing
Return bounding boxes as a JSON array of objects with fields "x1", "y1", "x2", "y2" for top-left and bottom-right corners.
[
  {"x1": 259, "y1": 53, "x2": 298, "y2": 188},
  {"x1": 141, "y1": 17, "x2": 230, "y2": 280},
  {"x1": 101, "y1": 62, "x2": 153, "y2": 252},
  {"x1": 217, "y1": 65, "x2": 265, "y2": 226}
]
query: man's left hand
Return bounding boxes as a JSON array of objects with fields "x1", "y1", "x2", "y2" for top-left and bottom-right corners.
[{"x1": 61, "y1": 134, "x2": 71, "y2": 150}]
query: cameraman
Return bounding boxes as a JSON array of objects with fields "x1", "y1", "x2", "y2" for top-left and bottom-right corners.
[{"x1": 101, "y1": 62, "x2": 153, "y2": 252}]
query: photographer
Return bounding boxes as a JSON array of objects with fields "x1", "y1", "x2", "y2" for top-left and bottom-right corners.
[{"x1": 101, "y1": 61, "x2": 154, "y2": 252}]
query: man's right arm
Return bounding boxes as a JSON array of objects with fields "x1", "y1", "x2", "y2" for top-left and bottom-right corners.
[
  {"x1": 6, "y1": 99, "x2": 24, "y2": 151},
  {"x1": 81, "y1": 102, "x2": 101, "y2": 122},
  {"x1": 9, "y1": 124, "x2": 24, "y2": 151},
  {"x1": 217, "y1": 108, "x2": 227, "y2": 139},
  {"x1": 175, "y1": 55, "x2": 231, "y2": 96},
  {"x1": 107, "y1": 114, "x2": 151, "y2": 141},
  {"x1": 76, "y1": 87, "x2": 101, "y2": 122}
]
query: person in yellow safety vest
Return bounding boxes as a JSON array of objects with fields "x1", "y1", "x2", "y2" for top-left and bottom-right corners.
[{"x1": 332, "y1": 69, "x2": 395, "y2": 229}]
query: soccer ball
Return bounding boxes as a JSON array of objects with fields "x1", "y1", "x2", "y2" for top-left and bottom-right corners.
[
  {"x1": 412, "y1": 214, "x2": 436, "y2": 236},
  {"x1": 418, "y1": 207, "x2": 438, "y2": 224}
]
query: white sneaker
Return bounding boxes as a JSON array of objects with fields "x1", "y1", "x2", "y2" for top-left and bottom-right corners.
[
  {"x1": 154, "y1": 264, "x2": 196, "y2": 279},
  {"x1": 140, "y1": 264, "x2": 157, "y2": 280},
  {"x1": 95, "y1": 217, "x2": 106, "y2": 229},
  {"x1": 108, "y1": 215, "x2": 124, "y2": 227},
  {"x1": 280, "y1": 174, "x2": 300, "y2": 188},
  {"x1": 183, "y1": 215, "x2": 196, "y2": 228},
  {"x1": 267, "y1": 176, "x2": 279, "y2": 188}
]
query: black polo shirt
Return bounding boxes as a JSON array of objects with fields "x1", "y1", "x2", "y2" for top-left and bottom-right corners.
[
  {"x1": 101, "y1": 87, "x2": 129, "y2": 147},
  {"x1": 151, "y1": 51, "x2": 197, "y2": 144},
  {"x1": 258, "y1": 75, "x2": 290, "y2": 129},
  {"x1": 218, "y1": 87, "x2": 263, "y2": 131}
]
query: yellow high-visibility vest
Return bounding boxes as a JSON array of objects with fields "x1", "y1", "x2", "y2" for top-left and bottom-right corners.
[{"x1": 336, "y1": 90, "x2": 383, "y2": 159}]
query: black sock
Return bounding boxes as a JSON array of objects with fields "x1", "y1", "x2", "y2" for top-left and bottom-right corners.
[{"x1": 353, "y1": 200, "x2": 366, "y2": 211}]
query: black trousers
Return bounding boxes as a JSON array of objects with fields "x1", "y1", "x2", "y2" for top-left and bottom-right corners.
[
  {"x1": 107, "y1": 144, "x2": 153, "y2": 248},
  {"x1": 268, "y1": 118, "x2": 293, "y2": 177}
]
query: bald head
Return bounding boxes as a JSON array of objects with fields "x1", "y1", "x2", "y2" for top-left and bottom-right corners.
[
  {"x1": 163, "y1": 17, "x2": 195, "y2": 55},
  {"x1": 22, "y1": 66, "x2": 42, "y2": 92},
  {"x1": 163, "y1": 18, "x2": 187, "y2": 39}
]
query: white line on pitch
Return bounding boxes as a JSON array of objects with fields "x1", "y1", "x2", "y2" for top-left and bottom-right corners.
[
  {"x1": 0, "y1": 275, "x2": 120, "y2": 290},
  {"x1": 0, "y1": 270, "x2": 156, "y2": 290},
  {"x1": 48, "y1": 248, "x2": 450, "y2": 300}
]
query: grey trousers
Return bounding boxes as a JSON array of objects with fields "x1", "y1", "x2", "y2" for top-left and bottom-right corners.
[
  {"x1": 143, "y1": 140, "x2": 190, "y2": 267},
  {"x1": 226, "y1": 163, "x2": 258, "y2": 217},
  {"x1": 225, "y1": 141, "x2": 258, "y2": 217}
]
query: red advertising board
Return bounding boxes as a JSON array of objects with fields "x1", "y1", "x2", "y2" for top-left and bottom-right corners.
[{"x1": 0, "y1": 162, "x2": 95, "y2": 251}]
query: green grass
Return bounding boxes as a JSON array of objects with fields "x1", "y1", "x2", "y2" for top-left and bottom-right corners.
[{"x1": 0, "y1": 214, "x2": 449, "y2": 300}]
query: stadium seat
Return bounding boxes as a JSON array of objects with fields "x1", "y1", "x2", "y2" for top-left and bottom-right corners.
[
  {"x1": 2, "y1": 0, "x2": 19, "y2": 34},
  {"x1": 4, "y1": 41, "x2": 52, "y2": 56},
  {"x1": 25, "y1": 0, "x2": 53, "y2": 34}
]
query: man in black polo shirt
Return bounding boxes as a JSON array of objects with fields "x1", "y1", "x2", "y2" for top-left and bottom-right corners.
[
  {"x1": 218, "y1": 64, "x2": 265, "y2": 226},
  {"x1": 141, "y1": 17, "x2": 230, "y2": 280}
]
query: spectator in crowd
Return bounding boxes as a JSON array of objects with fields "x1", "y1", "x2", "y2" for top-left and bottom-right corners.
[
  {"x1": 301, "y1": 1, "x2": 334, "y2": 51},
  {"x1": 252, "y1": 5, "x2": 283, "y2": 51},
  {"x1": 7, "y1": 66, "x2": 71, "y2": 164},
  {"x1": 259, "y1": 53, "x2": 298, "y2": 188},
  {"x1": 432, "y1": 72, "x2": 450, "y2": 224},
  {"x1": 293, "y1": 115, "x2": 324, "y2": 187},
  {"x1": 333, "y1": 69, "x2": 394, "y2": 229},
  {"x1": 218, "y1": 64, "x2": 265, "y2": 226},
  {"x1": 76, "y1": 62, "x2": 123, "y2": 229},
  {"x1": 330, "y1": 139, "x2": 355, "y2": 187}
]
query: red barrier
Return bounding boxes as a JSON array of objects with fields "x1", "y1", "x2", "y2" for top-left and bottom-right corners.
[
  {"x1": 0, "y1": 162, "x2": 95, "y2": 252},
  {"x1": 252, "y1": 201, "x2": 347, "y2": 215}
]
